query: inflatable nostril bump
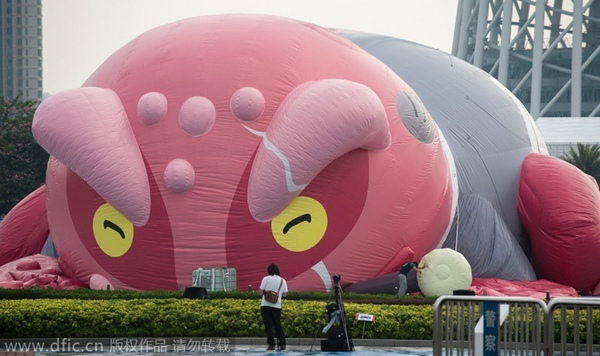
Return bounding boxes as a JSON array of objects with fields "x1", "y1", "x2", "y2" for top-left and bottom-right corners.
[
  {"x1": 137, "y1": 92, "x2": 168, "y2": 126},
  {"x1": 396, "y1": 91, "x2": 434, "y2": 144},
  {"x1": 179, "y1": 96, "x2": 216, "y2": 136},
  {"x1": 230, "y1": 87, "x2": 265, "y2": 122},
  {"x1": 164, "y1": 158, "x2": 195, "y2": 194}
]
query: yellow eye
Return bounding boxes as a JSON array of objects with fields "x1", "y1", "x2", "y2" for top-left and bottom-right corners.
[
  {"x1": 271, "y1": 196, "x2": 328, "y2": 252},
  {"x1": 93, "y1": 203, "x2": 134, "y2": 257}
]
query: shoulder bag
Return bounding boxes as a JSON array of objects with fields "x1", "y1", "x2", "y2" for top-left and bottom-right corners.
[{"x1": 264, "y1": 277, "x2": 283, "y2": 303}]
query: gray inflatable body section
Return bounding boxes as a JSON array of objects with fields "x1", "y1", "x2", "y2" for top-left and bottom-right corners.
[{"x1": 342, "y1": 33, "x2": 544, "y2": 281}]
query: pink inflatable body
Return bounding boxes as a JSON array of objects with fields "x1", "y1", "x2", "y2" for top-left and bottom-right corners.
[
  {"x1": 0, "y1": 14, "x2": 598, "y2": 295},
  {"x1": 26, "y1": 15, "x2": 454, "y2": 291}
]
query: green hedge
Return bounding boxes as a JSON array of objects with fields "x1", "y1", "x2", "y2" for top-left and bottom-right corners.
[
  {"x1": 0, "y1": 288, "x2": 434, "y2": 304},
  {"x1": 0, "y1": 289, "x2": 597, "y2": 343},
  {"x1": 0, "y1": 298, "x2": 431, "y2": 339}
]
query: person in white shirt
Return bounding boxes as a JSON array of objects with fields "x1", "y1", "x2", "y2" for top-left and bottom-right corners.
[{"x1": 259, "y1": 263, "x2": 288, "y2": 352}]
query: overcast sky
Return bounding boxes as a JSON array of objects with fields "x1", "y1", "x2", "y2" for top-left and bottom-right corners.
[{"x1": 42, "y1": 0, "x2": 459, "y2": 94}]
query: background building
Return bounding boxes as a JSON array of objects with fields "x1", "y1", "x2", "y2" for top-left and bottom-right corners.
[
  {"x1": 0, "y1": 0, "x2": 43, "y2": 101},
  {"x1": 453, "y1": 0, "x2": 600, "y2": 119},
  {"x1": 536, "y1": 116, "x2": 600, "y2": 157}
]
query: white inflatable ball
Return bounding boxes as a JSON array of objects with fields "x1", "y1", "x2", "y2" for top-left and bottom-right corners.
[{"x1": 417, "y1": 248, "x2": 472, "y2": 297}]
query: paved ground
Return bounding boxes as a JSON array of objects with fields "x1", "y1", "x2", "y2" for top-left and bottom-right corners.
[
  {"x1": 239, "y1": 337, "x2": 432, "y2": 347},
  {"x1": 0, "y1": 337, "x2": 433, "y2": 354}
]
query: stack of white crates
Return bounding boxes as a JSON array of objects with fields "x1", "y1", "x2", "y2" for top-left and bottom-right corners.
[{"x1": 192, "y1": 267, "x2": 237, "y2": 291}]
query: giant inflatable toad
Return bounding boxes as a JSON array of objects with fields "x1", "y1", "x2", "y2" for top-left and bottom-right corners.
[{"x1": 1, "y1": 14, "x2": 598, "y2": 294}]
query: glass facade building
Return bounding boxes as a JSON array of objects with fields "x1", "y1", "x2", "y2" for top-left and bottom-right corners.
[{"x1": 0, "y1": 0, "x2": 43, "y2": 100}]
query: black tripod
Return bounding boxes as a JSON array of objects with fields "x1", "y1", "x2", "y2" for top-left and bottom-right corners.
[{"x1": 311, "y1": 274, "x2": 354, "y2": 352}]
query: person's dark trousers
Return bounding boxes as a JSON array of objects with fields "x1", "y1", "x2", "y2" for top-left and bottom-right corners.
[{"x1": 261, "y1": 306, "x2": 286, "y2": 348}]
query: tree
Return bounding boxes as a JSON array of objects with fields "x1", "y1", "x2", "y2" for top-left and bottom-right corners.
[
  {"x1": 561, "y1": 142, "x2": 600, "y2": 187},
  {"x1": 0, "y1": 96, "x2": 49, "y2": 214}
]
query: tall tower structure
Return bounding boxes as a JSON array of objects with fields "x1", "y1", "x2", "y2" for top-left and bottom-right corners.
[
  {"x1": 0, "y1": 0, "x2": 43, "y2": 101},
  {"x1": 453, "y1": 0, "x2": 600, "y2": 119}
]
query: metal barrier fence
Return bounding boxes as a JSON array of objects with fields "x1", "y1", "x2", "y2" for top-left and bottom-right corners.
[
  {"x1": 432, "y1": 296, "x2": 600, "y2": 355},
  {"x1": 547, "y1": 298, "x2": 600, "y2": 355}
]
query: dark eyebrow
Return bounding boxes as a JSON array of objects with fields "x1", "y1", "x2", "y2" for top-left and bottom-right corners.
[
  {"x1": 104, "y1": 220, "x2": 125, "y2": 239},
  {"x1": 283, "y1": 214, "x2": 311, "y2": 234}
]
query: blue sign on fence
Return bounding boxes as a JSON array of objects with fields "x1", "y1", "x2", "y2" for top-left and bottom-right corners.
[{"x1": 482, "y1": 302, "x2": 499, "y2": 356}]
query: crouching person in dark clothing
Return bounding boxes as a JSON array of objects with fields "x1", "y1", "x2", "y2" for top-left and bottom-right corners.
[{"x1": 398, "y1": 261, "x2": 424, "y2": 296}]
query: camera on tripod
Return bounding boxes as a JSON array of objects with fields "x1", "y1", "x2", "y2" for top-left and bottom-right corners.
[{"x1": 318, "y1": 274, "x2": 354, "y2": 352}]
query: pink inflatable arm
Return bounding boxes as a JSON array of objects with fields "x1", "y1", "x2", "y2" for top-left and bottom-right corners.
[
  {"x1": 32, "y1": 87, "x2": 150, "y2": 226},
  {"x1": 0, "y1": 186, "x2": 48, "y2": 266},
  {"x1": 247, "y1": 79, "x2": 391, "y2": 222},
  {"x1": 518, "y1": 153, "x2": 600, "y2": 293}
]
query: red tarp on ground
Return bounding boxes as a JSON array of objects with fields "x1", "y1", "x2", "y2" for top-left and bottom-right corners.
[
  {"x1": 470, "y1": 277, "x2": 579, "y2": 299},
  {"x1": 0, "y1": 254, "x2": 84, "y2": 290}
]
